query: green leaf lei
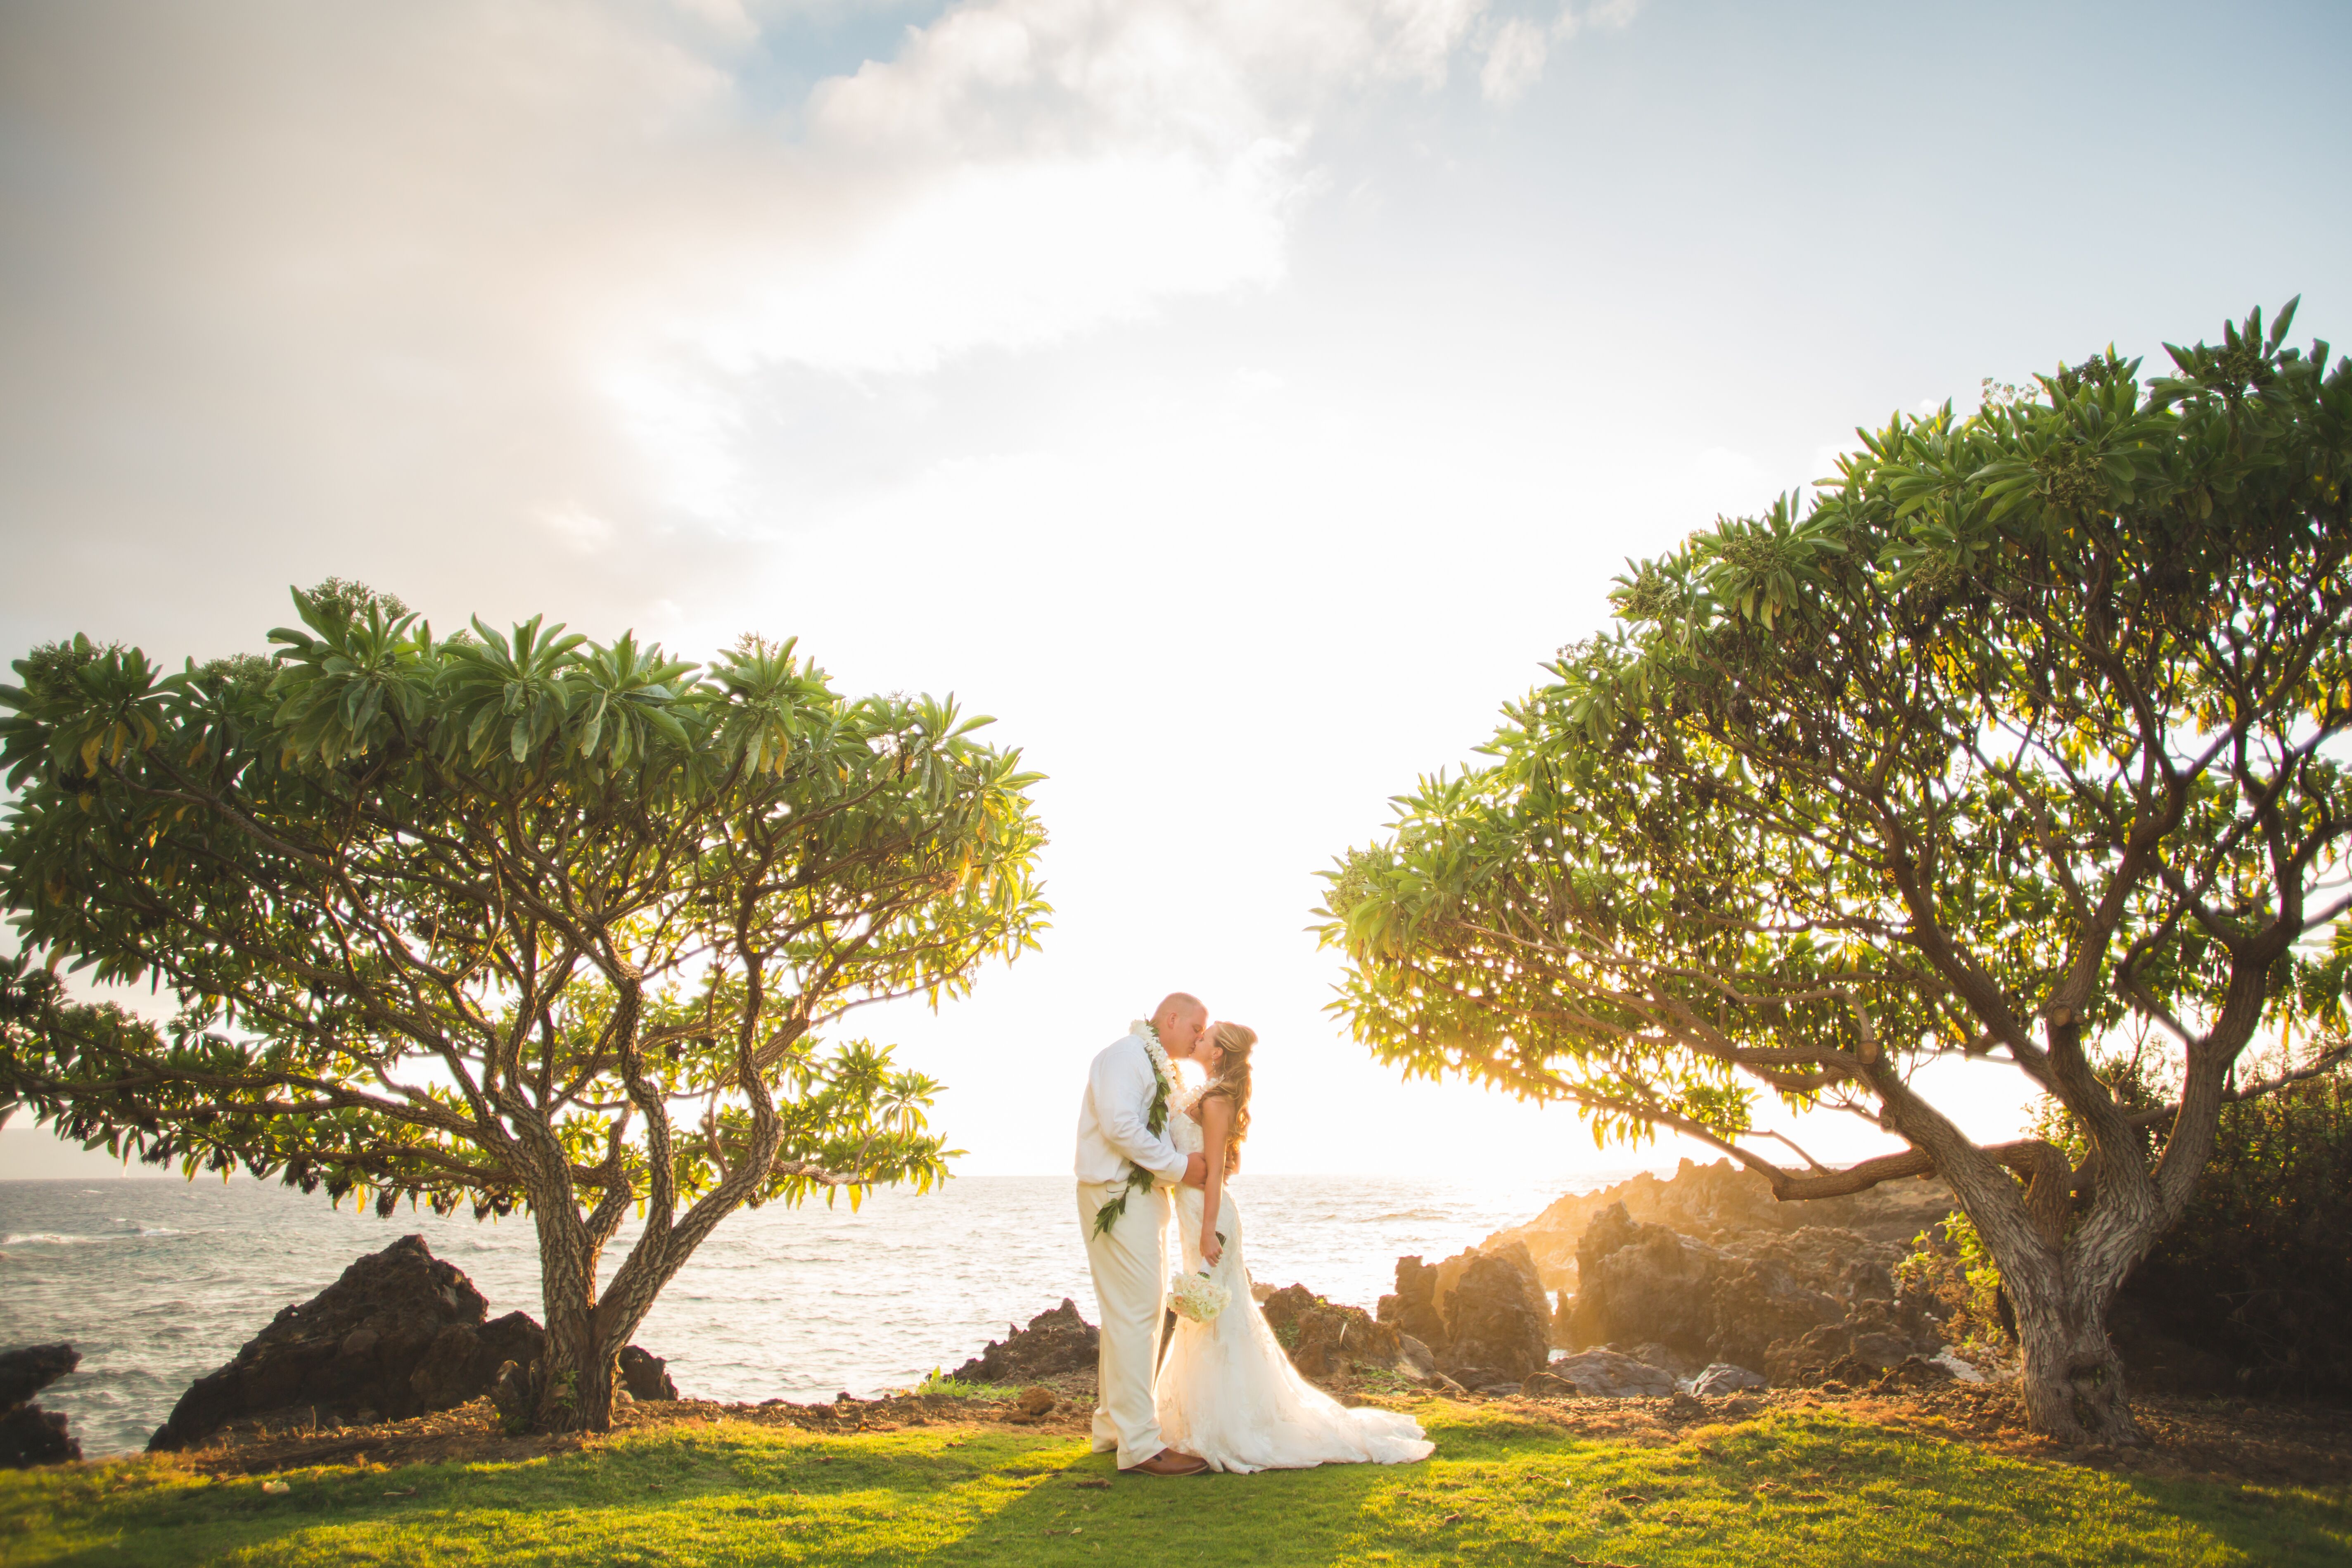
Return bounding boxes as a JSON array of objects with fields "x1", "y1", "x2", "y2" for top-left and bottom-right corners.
[{"x1": 1091, "y1": 1021, "x2": 1172, "y2": 1238}]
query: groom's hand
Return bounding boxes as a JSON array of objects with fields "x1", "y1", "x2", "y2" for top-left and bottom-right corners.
[{"x1": 1182, "y1": 1153, "x2": 1208, "y2": 1189}]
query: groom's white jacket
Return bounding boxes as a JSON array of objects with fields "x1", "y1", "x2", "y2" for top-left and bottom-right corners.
[{"x1": 1074, "y1": 1032, "x2": 1189, "y2": 1186}]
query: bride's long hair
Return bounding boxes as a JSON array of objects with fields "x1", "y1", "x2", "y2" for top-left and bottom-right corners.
[{"x1": 1201, "y1": 1022, "x2": 1256, "y2": 1173}]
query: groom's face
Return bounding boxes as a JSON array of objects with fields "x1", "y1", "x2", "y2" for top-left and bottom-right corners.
[{"x1": 1160, "y1": 1006, "x2": 1207, "y2": 1058}]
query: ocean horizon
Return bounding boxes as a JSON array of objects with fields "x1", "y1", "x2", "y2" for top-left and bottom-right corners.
[{"x1": 0, "y1": 1166, "x2": 1660, "y2": 1455}]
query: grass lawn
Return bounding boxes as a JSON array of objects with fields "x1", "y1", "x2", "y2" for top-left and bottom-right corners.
[{"x1": 2, "y1": 1399, "x2": 2345, "y2": 1567}]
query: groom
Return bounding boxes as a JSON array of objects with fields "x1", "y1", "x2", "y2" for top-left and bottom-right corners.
[{"x1": 1075, "y1": 993, "x2": 1213, "y2": 1477}]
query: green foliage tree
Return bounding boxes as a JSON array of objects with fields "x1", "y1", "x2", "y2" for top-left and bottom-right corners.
[
  {"x1": 0, "y1": 586, "x2": 1048, "y2": 1432},
  {"x1": 1320, "y1": 304, "x2": 2352, "y2": 1444}
]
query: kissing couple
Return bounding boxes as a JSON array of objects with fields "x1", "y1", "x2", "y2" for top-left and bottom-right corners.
[{"x1": 1073, "y1": 993, "x2": 1435, "y2": 1476}]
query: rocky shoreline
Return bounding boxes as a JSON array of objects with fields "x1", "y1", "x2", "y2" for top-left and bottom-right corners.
[
  {"x1": 1373, "y1": 1157, "x2": 1977, "y2": 1401},
  {"x1": 932, "y1": 1156, "x2": 1980, "y2": 1409},
  {"x1": 0, "y1": 1343, "x2": 81, "y2": 1466},
  {"x1": 0, "y1": 1156, "x2": 2307, "y2": 1469}
]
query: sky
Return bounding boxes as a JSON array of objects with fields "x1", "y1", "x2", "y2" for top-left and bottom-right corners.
[{"x1": 3, "y1": 0, "x2": 2350, "y2": 1186}]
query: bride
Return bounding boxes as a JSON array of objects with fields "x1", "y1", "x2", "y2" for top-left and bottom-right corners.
[{"x1": 1155, "y1": 1021, "x2": 1434, "y2": 1472}]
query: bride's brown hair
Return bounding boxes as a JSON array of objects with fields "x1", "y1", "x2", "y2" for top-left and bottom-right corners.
[{"x1": 1201, "y1": 1022, "x2": 1256, "y2": 1173}]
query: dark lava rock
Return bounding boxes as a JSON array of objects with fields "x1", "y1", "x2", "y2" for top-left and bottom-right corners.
[
  {"x1": 1260, "y1": 1284, "x2": 1404, "y2": 1379},
  {"x1": 0, "y1": 1343, "x2": 82, "y2": 1468},
  {"x1": 1492, "y1": 1158, "x2": 1959, "y2": 1294},
  {"x1": 1561, "y1": 1203, "x2": 1935, "y2": 1379},
  {"x1": 1564, "y1": 1204, "x2": 1855, "y2": 1370},
  {"x1": 1763, "y1": 1321, "x2": 1917, "y2": 1388},
  {"x1": 0, "y1": 1345, "x2": 79, "y2": 1411},
  {"x1": 148, "y1": 1236, "x2": 665, "y2": 1449},
  {"x1": 1562, "y1": 1205, "x2": 1723, "y2": 1353},
  {"x1": 1626, "y1": 1339, "x2": 1700, "y2": 1377},
  {"x1": 1691, "y1": 1362, "x2": 1767, "y2": 1398},
  {"x1": 0, "y1": 1404, "x2": 78, "y2": 1468},
  {"x1": 1546, "y1": 1349, "x2": 1677, "y2": 1398},
  {"x1": 1439, "y1": 1243, "x2": 1551, "y2": 1381},
  {"x1": 1520, "y1": 1370, "x2": 1577, "y2": 1399},
  {"x1": 951, "y1": 1299, "x2": 1099, "y2": 1384},
  {"x1": 1376, "y1": 1256, "x2": 1451, "y2": 1352},
  {"x1": 619, "y1": 1345, "x2": 678, "y2": 1402},
  {"x1": 1700, "y1": 1253, "x2": 1851, "y2": 1371}
]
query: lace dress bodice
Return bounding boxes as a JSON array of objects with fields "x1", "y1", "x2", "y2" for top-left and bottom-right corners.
[{"x1": 1168, "y1": 1093, "x2": 1206, "y2": 1155}]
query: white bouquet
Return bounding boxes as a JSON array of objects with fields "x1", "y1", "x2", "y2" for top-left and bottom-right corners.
[{"x1": 1168, "y1": 1269, "x2": 1231, "y2": 1323}]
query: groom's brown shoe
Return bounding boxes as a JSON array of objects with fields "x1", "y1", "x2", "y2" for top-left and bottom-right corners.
[{"x1": 1123, "y1": 1448, "x2": 1209, "y2": 1477}]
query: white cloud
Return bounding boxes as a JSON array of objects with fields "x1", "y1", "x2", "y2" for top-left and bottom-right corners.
[
  {"x1": 1562, "y1": 0, "x2": 1645, "y2": 35},
  {"x1": 0, "y1": 0, "x2": 1645, "y2": 605},
  {"x1": 1481, "y1": 17, "x2": 1549, "y2": 104},
  {"x1": 540, "y1": 504, "x2": 620, "y2": 553}
]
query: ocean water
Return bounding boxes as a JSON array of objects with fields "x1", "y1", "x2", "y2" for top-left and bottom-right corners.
[{"x1": 0, "y1": 1169, "x2": 1642, "y2": 1456}]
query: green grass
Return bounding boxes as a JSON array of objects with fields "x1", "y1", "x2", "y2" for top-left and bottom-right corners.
[{"x1": 2, "y1": 1401, "x2": 2344, "y2": 1566}]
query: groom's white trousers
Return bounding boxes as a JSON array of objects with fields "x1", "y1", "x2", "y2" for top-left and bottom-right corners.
[{"x1": 1076, "y1": 1178, "x2": 1170, "y2": 1468}]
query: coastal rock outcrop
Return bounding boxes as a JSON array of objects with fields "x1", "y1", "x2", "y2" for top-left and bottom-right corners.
[
  {"x1": 1376, "y1": 1242, "x2": 1551, "y2": 1385},
  {"x1": 619, "y1": 1346, "x2": 679, "y2": 1402},
  {"x1": 1487, "y1": 1156, "x2": 1957, "y2": 1297},
  {"x1": 0, "y1": 1343, "x2": 81, "y2": 1468},
  {"x1": 0, "y1": 1344, "x2": 80, "y2": 1412},
  {"x1": 1365, "y1": 1159, "x2": 1959, "y2": 1400},
  {"x1": 1258, "y1": 1285, "x2": 1404, "y2": 1379},
  {"x1": 1437, "y1": 1244, "x2": 1552, "y2": 1383},
  {"x1": 1553, "y1": 1199, "x2": 1939, "y2": 1385},
  {"x1": 1558, "y1": 1204, "x2": 1726, "y2": 1355},
  {"x1": 950, "y1": 1299, "x2": 1099, "y2": 1384},
  {"x1": 147, "y1": 1236, "x2": 666, "y2": 1450},
  {"x1": 1378, "y1": 1257, "x2": 1448, "y2": 1349}
]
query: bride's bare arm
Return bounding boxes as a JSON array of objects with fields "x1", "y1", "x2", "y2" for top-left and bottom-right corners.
[{"x1": 1198, "y1": 1096, "x2": 1233, "y2": 1268}]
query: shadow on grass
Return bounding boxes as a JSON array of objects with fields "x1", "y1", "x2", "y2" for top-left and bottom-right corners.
[
  {"x1": 4, "y1": 1403, "x2": 2347, "y2": 1567},
  {"x1": 909, "y1": 1439, "x2": 1421, "y2": 1567},
  {"x1": 2117, "y1": 1475, "x2": 2352, "y2": 1568},
  {"x1": 5, "y1": 1426, "x2": 1014, "y2": 1567}
]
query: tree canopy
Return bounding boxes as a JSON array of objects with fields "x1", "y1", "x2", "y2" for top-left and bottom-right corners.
[
  {"x1": 0, "y1": 585, "x2": 1048, "y2": 1429},
  {"x1": 1319, "y1": 302, "x2": 2352, "y2": 1442}
]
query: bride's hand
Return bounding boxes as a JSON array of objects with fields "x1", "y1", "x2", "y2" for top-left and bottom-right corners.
[{"x1": 1200, "y1": 1233, "x2": 1222, "y2": 1268}]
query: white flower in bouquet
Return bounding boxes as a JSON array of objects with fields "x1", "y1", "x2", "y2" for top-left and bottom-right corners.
[{"x1": 1168, "y1": 1269, "x2": 1231, "y2": 1323}]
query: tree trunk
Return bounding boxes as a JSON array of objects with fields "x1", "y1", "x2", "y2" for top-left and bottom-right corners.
[
  {"x1": 536, "y1": 1300, "x2": 616, "y2": 1433},
  {"x1": 2002, "y1": 1249, "x2": 2141, "y2": 1447},
  {"x1": 531, "y1": 1198, "x2": 617, "y2": 1434}
]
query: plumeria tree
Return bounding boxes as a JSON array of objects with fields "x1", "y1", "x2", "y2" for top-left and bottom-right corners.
[
  {"x1": 0, "y1": 584, "x2": 1048, "y2": 1432},
  {"x1": 1320, "y1": 304, "x2": 2352, "y2": 1444}
]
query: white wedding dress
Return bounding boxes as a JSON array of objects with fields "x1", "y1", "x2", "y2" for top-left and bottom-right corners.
[{"x1": 1155, "y1": 1096, "x2": 1434, "y2": 1473}]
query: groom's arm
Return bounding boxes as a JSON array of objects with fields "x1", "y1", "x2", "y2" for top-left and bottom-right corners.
[{"x1": 1089, "y1": 1044, "x2": 1190, "y2": 1184}]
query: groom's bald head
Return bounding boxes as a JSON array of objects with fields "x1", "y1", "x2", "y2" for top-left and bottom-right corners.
[
  {"x1": 1155, "y1": 992, "x2": 1205, "y2": 1025},
  {"x1": 1153, "y1": 992, "x2": 1208, "y2": 1055}
]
